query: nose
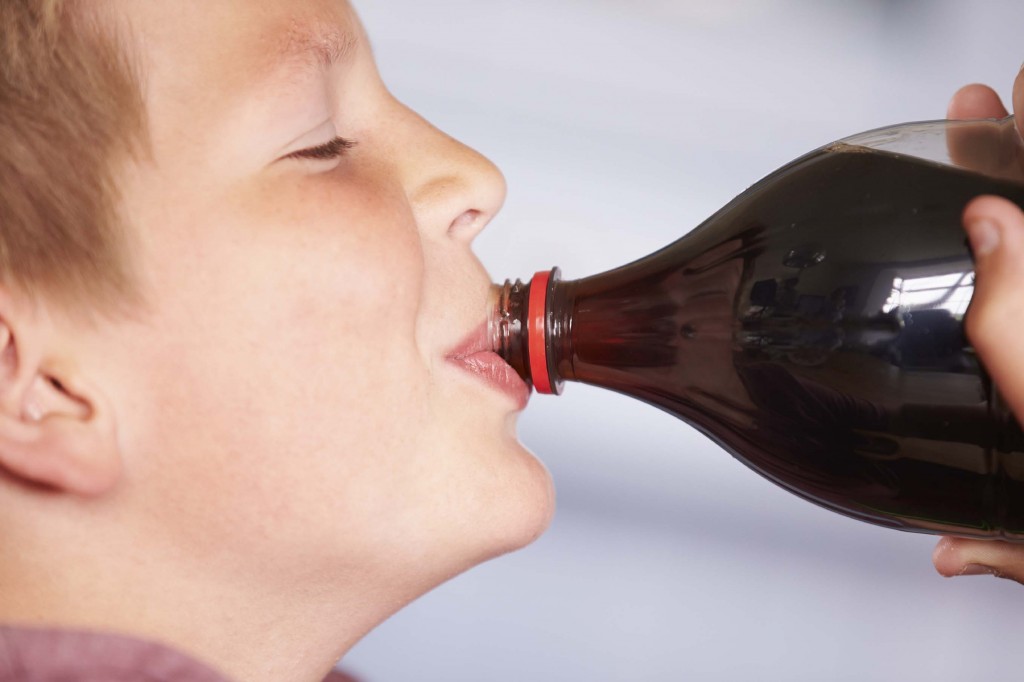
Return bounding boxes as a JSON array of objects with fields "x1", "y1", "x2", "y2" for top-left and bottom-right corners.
[{"x1": 390, "y1": 101, "x2": 508, "y2": 243}]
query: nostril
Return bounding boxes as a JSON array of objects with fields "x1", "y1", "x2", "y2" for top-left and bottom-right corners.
[{"x1": 448, "y1": 209, "x2": 482, "y2": 238}]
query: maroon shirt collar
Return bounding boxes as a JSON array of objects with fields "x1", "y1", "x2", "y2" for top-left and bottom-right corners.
[
  {"x1": 0, "y1": 626, "x2": 359, "y2": 681},
  {"x1": 0, "y1": 625, "x2": 231, "y2": 681}
]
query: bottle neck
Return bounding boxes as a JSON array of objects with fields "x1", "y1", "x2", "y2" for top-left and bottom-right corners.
[{"x1": 489, "y1": 268, "x2": 566, "y2": 395}]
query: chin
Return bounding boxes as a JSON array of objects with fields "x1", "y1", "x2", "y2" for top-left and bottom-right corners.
[
  {"x1": 474, "y1": 438, "x2": 556, "y2": 563},
  {"x1": 410, "y1": 400, "x2": 556, "y2": 579}
]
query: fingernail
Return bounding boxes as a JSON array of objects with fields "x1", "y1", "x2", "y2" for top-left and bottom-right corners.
[
  {"x1": 967, "y1": 218, "x2": 1000, "y2": 258},
  {"x1": 959, "y1": 563, "x2": 999, "y2": 576}
]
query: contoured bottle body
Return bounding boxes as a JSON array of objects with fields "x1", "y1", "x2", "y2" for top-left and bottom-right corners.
[{"x1": 493, "y1": 118, "x2": 1024, "y2": 540}]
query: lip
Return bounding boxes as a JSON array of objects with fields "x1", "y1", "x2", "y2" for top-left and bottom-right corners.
[{"x1": 446, "y1": 322, "x2": 531, "y2": 410}]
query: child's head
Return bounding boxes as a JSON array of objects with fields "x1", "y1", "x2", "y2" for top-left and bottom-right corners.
[{"x1": 0, "y1": 1, "x2": 553, "y2": 677}]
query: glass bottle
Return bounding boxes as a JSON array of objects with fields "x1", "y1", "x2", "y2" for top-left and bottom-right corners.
[{"x1": 491, "y1": 115, "x2": 1024, "y2": 541}]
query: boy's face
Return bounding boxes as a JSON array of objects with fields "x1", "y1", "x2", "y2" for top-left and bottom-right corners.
[{"x1": 97, "y1": 0, "x2": 553, "y2": 596}]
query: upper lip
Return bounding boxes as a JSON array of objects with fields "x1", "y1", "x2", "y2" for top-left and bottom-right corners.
[{"x1": 445, "y1": 321, "x2": 492, "y2": 360}]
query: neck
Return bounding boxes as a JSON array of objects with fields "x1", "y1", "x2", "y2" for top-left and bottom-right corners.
[{"x1": 0, "y1": 514, "x2": 421, "y2": 682}]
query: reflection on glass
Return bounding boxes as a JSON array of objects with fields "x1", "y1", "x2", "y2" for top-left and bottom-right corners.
[{"x1": 889, "y1": 272, "x2": 974, "y2": 317}]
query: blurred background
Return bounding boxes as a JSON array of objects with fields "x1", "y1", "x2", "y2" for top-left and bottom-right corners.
[{"x1": 346, "y1": 1, "x2": 1024, "y2": 680}]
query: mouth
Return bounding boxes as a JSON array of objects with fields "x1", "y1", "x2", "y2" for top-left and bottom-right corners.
[{"x1": 445, "y1": 321, "x2": 531, "y2": 410}]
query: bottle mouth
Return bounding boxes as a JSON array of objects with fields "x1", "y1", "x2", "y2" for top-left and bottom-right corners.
[
  {"x1": 528, "y1": 269, "x2": 555, "y2": 394},
  {"x1": 489, "y1": 268, "x2": 562, "y2": 395}
]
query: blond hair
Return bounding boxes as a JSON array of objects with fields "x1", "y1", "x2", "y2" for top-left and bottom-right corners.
[{"x1": 0, "y1": 0, "x2": 146, "y2": 322}]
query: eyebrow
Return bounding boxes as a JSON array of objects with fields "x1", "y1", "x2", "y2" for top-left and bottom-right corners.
[{"x1": 271, "y1": 22, "x2": 360, "y2": 78}]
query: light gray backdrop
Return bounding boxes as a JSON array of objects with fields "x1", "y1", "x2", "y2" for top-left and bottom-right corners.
[{"x1": 345, "y1": 1, "x2": 1024, "y2": 680}]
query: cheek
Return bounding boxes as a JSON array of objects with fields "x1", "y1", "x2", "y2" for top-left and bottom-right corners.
[
  {"x1": 126, "y1": 167, "x2": 432, "y2": 537},
  {"x1": 225, "y1": 170, "x2": 429, "y2": 439}
]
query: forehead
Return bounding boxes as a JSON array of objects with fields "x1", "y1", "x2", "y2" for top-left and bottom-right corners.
[
  {"x1": 107, "y1": 0, "x2": 366, "y2": 169},
  {"x1": 120, "y1": 0, "x2": 360, "y2": 105}
]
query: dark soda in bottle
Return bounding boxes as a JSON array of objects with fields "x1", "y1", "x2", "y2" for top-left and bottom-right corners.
[{"x1": 491, "y1": 116, "x2": 1024, "y2": 541}]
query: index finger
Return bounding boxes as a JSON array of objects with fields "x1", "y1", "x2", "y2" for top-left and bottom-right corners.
[
  {"x1": 948, "y1": 83, "x2": 1009, "y2": 121},
  {"x1": 945, "y1": 84, "x2": 1021, "y2": 180}
]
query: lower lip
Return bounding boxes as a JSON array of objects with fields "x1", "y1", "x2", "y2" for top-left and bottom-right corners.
[{"x1": 447, "y1": 351, "x2": 532, "y2": 409}]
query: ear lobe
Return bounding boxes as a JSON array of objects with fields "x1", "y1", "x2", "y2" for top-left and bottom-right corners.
[
  {"x1": 0, "y1": 371, "x2": 121, "y2": 497},
  {"x1": 0, "y1": 316, "x2": 119, "y2": 498},
  {"x1": 0, "y1": 295, "x2": 121, "y2": 497}
]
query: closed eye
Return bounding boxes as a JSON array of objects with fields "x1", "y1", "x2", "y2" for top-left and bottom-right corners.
[{"x1": 285, "y1": 136, "x2": 357, "y2": 161}]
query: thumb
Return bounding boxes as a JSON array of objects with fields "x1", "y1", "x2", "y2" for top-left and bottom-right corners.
[{"x1": 962, "y1": 195, "x2": 1024, "y2": 420}]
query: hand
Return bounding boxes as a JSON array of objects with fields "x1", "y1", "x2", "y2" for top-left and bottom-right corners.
[{"x1": 933, "y1": 70, "x2": 1024, "y2": 583}]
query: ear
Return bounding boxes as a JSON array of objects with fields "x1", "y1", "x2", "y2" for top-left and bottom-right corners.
[{"x1": 0, "y1": 306, "x2": 121, "y2": 497}]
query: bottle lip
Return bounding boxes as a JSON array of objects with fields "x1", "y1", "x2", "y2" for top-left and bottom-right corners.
[{"x1": 528, "y1": 270, "x2": 554, "y2": 394}]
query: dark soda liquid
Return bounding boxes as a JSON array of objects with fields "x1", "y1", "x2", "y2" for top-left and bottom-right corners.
[{"x1": 545, "y1": 144, "x2": 1024, "y2": 539}]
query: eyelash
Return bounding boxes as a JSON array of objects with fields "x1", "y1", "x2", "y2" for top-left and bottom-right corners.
[{"x1": 286, "y1": 136, "x2": 357, "y2": 162}]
